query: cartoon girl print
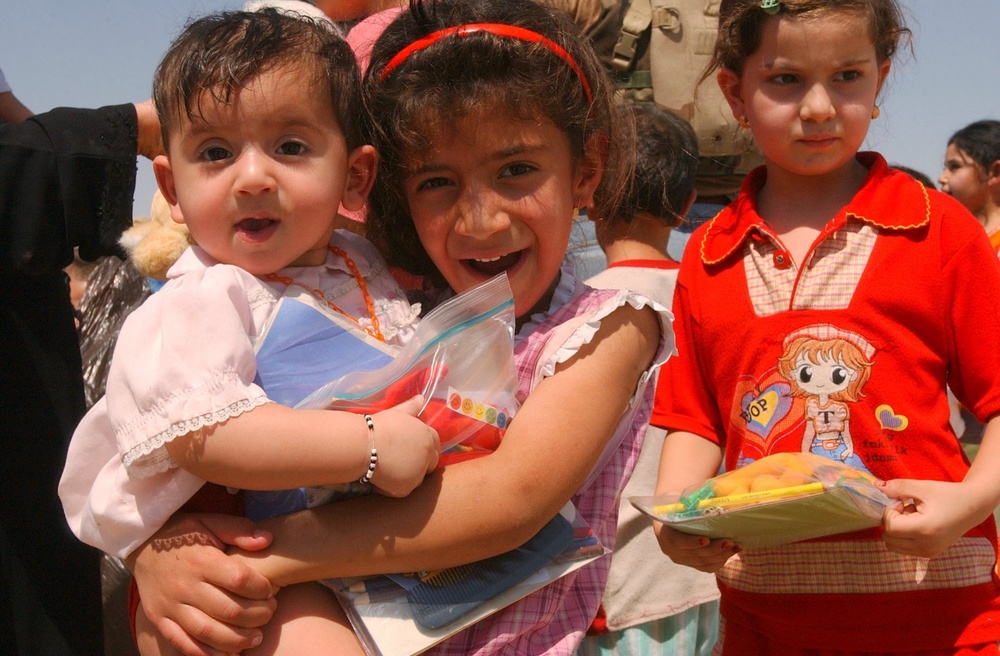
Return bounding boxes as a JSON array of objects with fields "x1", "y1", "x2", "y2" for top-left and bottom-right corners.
[{"x1": 778, "y1": 325, "x2": 874, "y2": 474}]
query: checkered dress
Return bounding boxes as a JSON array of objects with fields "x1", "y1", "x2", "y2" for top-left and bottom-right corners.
[{"x1": 426, "y1": 280, "x2": 669, "y2": 655}]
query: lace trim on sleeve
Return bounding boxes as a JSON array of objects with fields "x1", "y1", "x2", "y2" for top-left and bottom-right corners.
[{"x1": 121, "y1": 395, "x2": 269, "y2": 479}]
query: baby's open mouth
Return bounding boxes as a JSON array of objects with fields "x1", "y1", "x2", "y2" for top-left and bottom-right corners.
[{"x1": 238, "y1": 217, "x2": 277, "y2": 233}]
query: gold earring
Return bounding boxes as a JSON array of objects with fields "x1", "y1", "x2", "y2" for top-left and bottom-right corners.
[
  {"x1": 871, "y1": 104, "x2": 880, "y2": 119},
  {"x1": 572, "y1": 207, "x2": 580, "y2": 220},
  {"x1": 738, "y1": 115, "x2": 750, "y2": 129}
]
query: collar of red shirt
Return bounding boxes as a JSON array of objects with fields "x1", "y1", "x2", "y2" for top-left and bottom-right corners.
[{"x1": 697, "y1": 152, "x2": 932, "y2": 266}]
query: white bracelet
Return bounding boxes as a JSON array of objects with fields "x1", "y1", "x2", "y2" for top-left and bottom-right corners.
[{"x1": 359, "y1": 414, "x2": 377, "y2": 484}]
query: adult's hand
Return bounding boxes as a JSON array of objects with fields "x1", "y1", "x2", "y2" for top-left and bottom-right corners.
[
  {"x1": 134, "y1": 99, "x2": 164, "y2": 160},
  {"x1": 129, "y1": 513, "x2": 278, "y2": 655}
]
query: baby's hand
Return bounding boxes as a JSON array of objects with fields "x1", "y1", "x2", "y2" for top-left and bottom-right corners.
[
  {"x1": 880, "y1": 478, "x2": 993, "y2": 559},
  {"x1": 653, "y1": 522, "x2": 739, "y2": 573},
  {"x1": 368, "y1": 395, "x2": 440, "y2": 498}
]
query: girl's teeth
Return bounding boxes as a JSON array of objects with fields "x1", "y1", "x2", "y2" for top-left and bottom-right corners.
[{"x1": 476, "y1": 257, "x2": 501, "y2": 263}]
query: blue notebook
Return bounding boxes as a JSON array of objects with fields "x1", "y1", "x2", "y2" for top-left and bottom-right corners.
[
  {"x1": 246, "y1": 292, "x2": 397, "y2": 521},
  {"x1": 330, "y1": 501, "x2": 605, "y2": 656},
  {"x1": 386, "y1": 512, "x2": 574, "y2": 630},
  {"x1": 253, "y1": 294, "x2": 395, "y2": 408}
]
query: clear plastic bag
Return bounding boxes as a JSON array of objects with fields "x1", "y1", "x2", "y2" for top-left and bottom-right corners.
[
  {"x1": 631, "y1": 452, "x2": 891, "y2": 548},
  {"x1": 297, "y1": 273, "x2": 518, "y2": 459},
  {"x1": 244, "y1": 274, "x2": 519, "y2": 521}
]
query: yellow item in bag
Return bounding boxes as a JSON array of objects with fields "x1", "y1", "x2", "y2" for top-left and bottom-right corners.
[{"x1": 630, "y1": 452, "x2": 891, "y2": 548}]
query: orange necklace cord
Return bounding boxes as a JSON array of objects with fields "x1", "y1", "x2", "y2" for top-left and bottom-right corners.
[{"x1": 266, "y1": 245, "x2": 385, "y2": 342}]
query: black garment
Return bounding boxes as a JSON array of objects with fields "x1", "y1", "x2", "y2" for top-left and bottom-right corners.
[{"x1": 0, "y1": 105, "x2": 139, "y2": 655}]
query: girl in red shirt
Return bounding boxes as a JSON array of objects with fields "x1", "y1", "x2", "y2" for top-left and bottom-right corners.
[{"x1": 652, "y1": 1, "x2": 1000, "y2": 654}]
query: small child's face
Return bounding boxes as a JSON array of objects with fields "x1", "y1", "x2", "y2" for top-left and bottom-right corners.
[
  {"x1": 719, "y1": 12, "x2": 888, "y2": 180},
  {"x1": 403, "y1": 109, "x2": 599, "y2": 319},
  {"x1": 153, "y1": 67, "x2": 372, "y2": 276},
  {"x1": 938, "y1": 143, "x2": 989, "y2": 215}
]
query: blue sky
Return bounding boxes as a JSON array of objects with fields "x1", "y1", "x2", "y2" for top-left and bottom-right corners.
[{"x1": 2, "y1": 0, "x2": 998, "y2": 217}]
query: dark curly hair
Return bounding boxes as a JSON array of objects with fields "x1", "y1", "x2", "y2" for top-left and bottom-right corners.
[
  {"x1": 948, "y1": 120, "x2": 1000, "y2": 173},
  {"x1": 153, "y1": 8, "x2": 363, "y2": 152},
  {"x1": 362, "y1": 0, "x2": 634, "y2": 285},
  {"x1": 616, "y1": 104, "x2": 699, "y2": 227}
]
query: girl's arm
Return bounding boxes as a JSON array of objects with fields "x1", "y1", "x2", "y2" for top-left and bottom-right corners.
[
  {"x1": 651, "y1": 430, "x2": 736, "y2": 573},
  {"x1": 228, "y1": 303, "x2": 660, "y2": 585},
  {"x1": 165, "y1": 396, "x2": 440, "y2": 499},
  {"x1": 881, "y1": 414, "x2": 1000, "y2": 558}
]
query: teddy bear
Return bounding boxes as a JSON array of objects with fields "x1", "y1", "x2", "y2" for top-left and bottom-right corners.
[{"x1": 118, "y1": 189, "x2": 194, "y2": 281}]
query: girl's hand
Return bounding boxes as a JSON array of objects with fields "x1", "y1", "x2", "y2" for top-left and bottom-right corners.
[
  {"x1": 880, "y1": 478, "x2": 993, "y2": 559},
  {"x1": 129, "y1": 513, "x2": 278, "y2": 655},
  {"x1": 653, "y1": 522, "x2": 738, "y2": 573},
  {"x1": 369, "y1": 395, "x2": 440, "y2": 498}
]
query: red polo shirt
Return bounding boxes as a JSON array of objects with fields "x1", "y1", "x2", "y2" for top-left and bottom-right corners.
[{"x1": 653, "y1": 153, "x2": 1000, "y2": 651}]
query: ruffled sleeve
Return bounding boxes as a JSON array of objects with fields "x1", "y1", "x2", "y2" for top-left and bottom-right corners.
[
  {"x1": 515, "y1": 276, "x2": 674, "y2": 492},
  {"x1": 517, "y1": 269, "x2": 675, "y2": 400},
  {"x1": 542, "y1": 287, "x2": 672, "y2": 383},
  {"x1": 108, "y1": 261, "x2": 270, "y2": 478}
]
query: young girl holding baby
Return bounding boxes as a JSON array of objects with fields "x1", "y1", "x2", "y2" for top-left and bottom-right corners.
[
  {"x1": 652, "y1": 0, "x2": 1000, "y2": 654},
  {"x1": 106, "y1": 1, "x2": 672, "y2": 654}
]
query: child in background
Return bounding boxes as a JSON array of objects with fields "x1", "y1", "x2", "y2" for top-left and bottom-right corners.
[
  {"x1": 588, "y1": 103, "x2": 699, "y2": 283},
  {"x1": 58, "y1": 9, "x2": 439, "y2": 652},
  {"x1": 938, "y1": 119, "x2": 1000, "y2": 253},
  {"x1": 581, "y1": 103, "x2": 720, "y2": 656},
  {"x1": 124, "y1": 1, "x2": 673, "y2": 654},
  {"x1": 652, "y1": 0, "x2": 1000, "y2": 654}
]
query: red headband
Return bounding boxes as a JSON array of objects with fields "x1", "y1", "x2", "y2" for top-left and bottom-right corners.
[{"x1": 378, "y1": 22, "x2": 593, "y2": 105}]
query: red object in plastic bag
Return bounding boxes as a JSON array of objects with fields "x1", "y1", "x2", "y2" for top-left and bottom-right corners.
[
  {"x1": 352, "y1": 367, "x2": 505, "y2": 466},
  {"x1": 301, "y1": 276, "x2": 519, "y2": 467}
]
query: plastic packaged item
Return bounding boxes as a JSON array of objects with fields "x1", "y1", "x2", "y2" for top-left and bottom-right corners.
[
  {"x1": 330, "y1": 501, "x2": 606, "y2": 656},
  {"x1": 245, "y1": 274, "x2": 518, "y2": 520},
  {"x1": 630, "y1": 452, "x2": 891, "y2": 548},
  {"x1": 297, "y1": 272, "x2": 518, "y2": 457}
]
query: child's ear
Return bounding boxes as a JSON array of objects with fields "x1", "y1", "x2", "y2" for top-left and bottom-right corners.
[
  {"x1": 573, "y1": 132, "x2": 608, "y2": 210},
  {"x1": 342, "y1": 145, "x2": 379, "y2": 212},
  {"x1": 152, "y1": 155, "x2": 186, "y2": 225},
  {"x1": 679, "y1": 189, "x2": 698, "y2": 221},
  {"x1": 717, "y1": 68, "x2": 745, "y2": 123},
  {"x1": 875, "y1": 59, "x2": 891, "y2": 99},
  {"x1": 987, "y1": 159, "x2": 1000, "y2": 187}
]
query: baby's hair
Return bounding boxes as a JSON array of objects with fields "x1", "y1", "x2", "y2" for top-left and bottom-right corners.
[
  {"x1": 947, "y1": 120, "x2": 1000, "y2": 173},
  {"x1": 362, "y1": 0, "x2": 634, "y2": 284},
  {"x1": 153, "y1": 8, "x2": 363, "y2": 152},
  {"x1": 616, "y1": 104, "x2": 699, "y2": 228},
  {"x1": 707, "y1": 0, "x2": 910, "y2": 79}
]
